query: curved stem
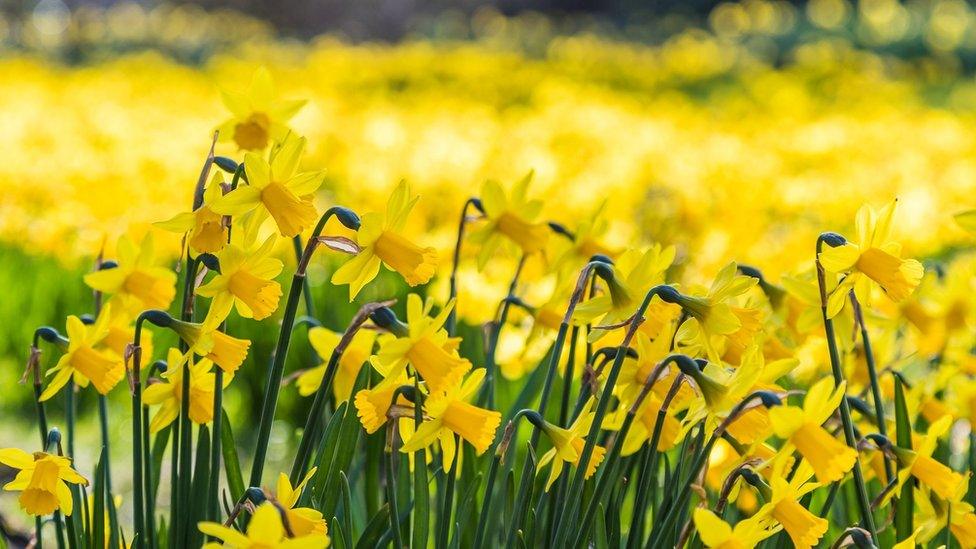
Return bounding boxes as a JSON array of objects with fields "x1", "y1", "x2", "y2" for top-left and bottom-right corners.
[{"x1": 446, "y1": 198, "x2": 480, "y2": 336}]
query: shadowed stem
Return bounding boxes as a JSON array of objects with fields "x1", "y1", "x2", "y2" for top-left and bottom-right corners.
[
  {"x1": 446, "y1": 197, "x2": 481, "y2": 336},
  {"x1": 849, "y1": 290, "x2": 894, "y2": 483},
  {"x1": 479, "y1": 254, "x2": 527, "y2": 409}
]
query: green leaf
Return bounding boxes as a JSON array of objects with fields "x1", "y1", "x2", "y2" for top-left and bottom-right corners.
[
  {"x1": 339, "y1": 472, "x2": 355, "y2": 544},
  {"x1": 186, "y1": 426, "x2": 211, "y2": 549},
  {"x1": 331, "y1": 517, "x2": 348, "y2": 549},
  {"x1": 355, "y1": 504, "x2": 391, "y2": 549},
  {"x1": 92, "y1": 447, "x2": 107, "y2": 549},
  {"x1": 309, "y1": 401, "x2": 347, "y2": 507},
  {"x1": 412, "y1": 445, "x2": 430, "y2": 549},
  {"x1": 319, "y1": 366, "x2": 369, "y2": 518},
  {"x1": 893, "y1": 373, "x2": 914, "y2": 542},
  {"x1": 594, "y1": 503, "x2": 609, "y2": 549},
  {"x1": 220, "y1": 411, "x2": 245, "y2": 504}
]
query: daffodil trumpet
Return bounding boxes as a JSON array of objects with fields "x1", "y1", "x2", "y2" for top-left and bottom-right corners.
[
  {"x1": 290, "y1": 300, "x2": 392, "y2": 485},
  {"x1": 551, "y1": 284, "x2": 682, "y2": 548},
  {"x1": 446, "y1": 196, "x2": 484, "y2": 336},
  {"x1": 816, "y1": 231, "x2": 879, "y2": 540},
  {"x1": 249, "y1": 206, "x2": 361, "y2": 490}
]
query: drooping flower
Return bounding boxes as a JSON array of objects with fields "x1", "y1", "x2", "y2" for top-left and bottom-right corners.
[
  {"x1": 368, "y1": 295, "x2": 470, "y2": 393},
  {"x1": 468, "y1": 172, "x2": 550, "y2": 269},
  {"x1": 210, "y1": 134, "x2": 325, "y2": 238},
  {"x1": 196, "y1": 234, "x2": 284, "y2": 321},
  {"x1": 692, "y1": 508, "x2": 780, "y2": 549},
  {"x1": 143, "y1": 348, "x2": 228, "y2": 433},
  {"x1": 170, "y1": 310, "x2": 251, "y2": 374},
  {"x1": 537, "y1": 399, "x2": 607, "y2": 490},
  {"x1": 887, "y1": 415, "x2": 968, "y2": 503},
  {"x1": 574, "y1": 245, "x2": 677, "y2": 343},
  {"x1": 275, "y1": 468, "x2": 329, "y2": 537},
  {"x1": 768, "y1": 377, "x2": 857, "y2": 483},
  {"x1": 297, "y1": 327, "x2": 377, "y2": 401},
  {"x1": 674, "y1": 261, "x2": 759, "y2": 363},
  {"x1": 331, "y1": 181, "x2": 437, "y2": 300},
  {"x1": 198, "y1": 501, "x2": 329, "y2": 548},
  {"x1": 819, "y1": 199, "x2": 924, "y2": 310},
  {"x1": 154, "y1": 172, "x2": 229, "y2": 254},
  {"x1": 758, "y1": 464, "x2": 828, "y2": 549},
  {"x1": 84, "y1": 233, "x2": 177, "y2": 312},
  {"x1": 0, "y1": 448, "x2": 88, "y2": 516},
  {"x1": 400, "y1": 369, "x2": 501, "y2": 466},
  {"x1": 354, "y1": 372, "x2": 411, "y2": 434},
  {"x1": 217, "y1": 67, "x2": 306, "y2": 152},
  {"x1": 40, "y1": 307, "x2": 125, "y2": 401}
]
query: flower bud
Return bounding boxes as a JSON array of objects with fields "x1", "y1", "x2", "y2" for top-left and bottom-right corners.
[
  {"x1": 820, "y1": 232, "x2": 847, "y2": 248},
  {"x1": 213, "y1": 156, "x2": 239, "y2": 174},
  {"x1": 333, "y1": 206, "x2": 362, "y2": 231},
  {"x1": 369, "y1": 307, "x2": 409, "y2": 337}
]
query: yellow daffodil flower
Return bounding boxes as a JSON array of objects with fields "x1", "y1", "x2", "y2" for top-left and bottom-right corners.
[
  {"x1": 551, "y1": 201, "x2": 616, "y2": 276},
  {"x1": 196, "y1": 234, "x2": 283, "y2": 321},
  {"x1": 332, "y1": 180, "x2": 437, "y2": 300},
  {"x1": 210, "y1": 134, "x2": 324, "y2": 238},
  {"x1": 170, "y1": 310, "x2": 251, "y2": 374},
  {"x1": 198, "y1": 501, "x2": 328, "y2": 548},
  {"x1": 154, "y1": 172, "x2": 229, "y2": 254},
  {"x1": 143, "y1": 348, "x2": 229, "y2": 433},
  {"x1": 275, "y1": 468, "x2": 329, "y2": 537},
  {"x1": 40, "y1": 307, "x2": 125, "y2": 401},
  {"x1": 368, "y1": 294, "x2": 470, "y2": 393},
  {"x1": 692, "y1": 508, "x2": 779, "y2": 549},
  {"x1": 887, "y1": 415, "x2": 968, "y2": 503},
  {"x1": 768, "y1": 377, "x2": 857, "y2": 483},
  {"x1": 537, "y1": 399, "x2": 607, "y2": 491},
  {"x1": 610, "y1": 393, "x2": 681, "y2": 456},
  {"x1": 674, "y1": 261, "x2": 759, "y2": 363},
  {"x1": 574, "y1": 245, "x2": 677, "y2": 343},
  {"x1": 297, "y1": 327, "x2": 377, "y2": 401},
  {"x1": 354, "y1": 372, "x2": 411, "y2": 434},
  {"x1": 469, "y1": 172, "x2": 550, "y2": 269},
  {"x1": 84, "y1": 233, "x2": 177, "y2": 312},
  {"x1": 819, "y1": 199, "x2": 924, "y2": 310},
  {"x1": 400, "y1": 369, "x2": 501, "y2": 465},
  {"x1": 759, "y1": 464, "x2": 827, "y2": 549},
  {"x1": 0, "y1": 448, "x2": 88, "y2": 516},
  {"x1": 217, "y1": 67, "x2": 306, "y2": 152},
  {"x1": 914, "y1": 487, "x2": 976, "y2": 548},
  {"x1": 98, "y1": 306, "x2": 153, "y2": 368}
]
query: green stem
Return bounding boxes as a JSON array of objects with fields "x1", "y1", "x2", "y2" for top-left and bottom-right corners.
[
  {"x1": 446, "y1": 198, "x2": 480, "y2": 336},
  {"x1": 849, "y1": 291, "x2": 894, "y2": 482},
  {"x1": 816, "y1": 233, "x2": 878, "y2": 540},
  {"x1": 249, "y1": 207, "x2": 353, "y2": 488},
  {"x1": 131, "y1": 321, "x2": 148, "y2": 549},
  {"x1": 480, "y1": 255, "x2": 527, "y2": 409},
  {"x1": 437, "y1": 435, "x2": 460, "y2": 549},
  {"x1": 209, "y1": 368, "x2": 224, "y2": 522}
]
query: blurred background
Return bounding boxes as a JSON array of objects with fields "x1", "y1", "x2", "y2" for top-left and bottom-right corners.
[{"x1": 2, "y1": 0, "x2": 976, "y2": 534}]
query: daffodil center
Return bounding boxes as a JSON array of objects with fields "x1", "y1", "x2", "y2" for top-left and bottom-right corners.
[
  {"x1": 496, "y1": 213, "x2": 548, "y2": 252},
  {"x1": 233, "y1": 112, "x2": 271, "y2": 151},
  {"x1": 260, "y1": 182, "x2": 317, "y2": 238},
  {"x1": 373, "y1": 231, "x2": 436, "y2": 285}
]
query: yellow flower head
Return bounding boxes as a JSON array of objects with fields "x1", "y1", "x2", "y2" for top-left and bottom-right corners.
[
  {"x1": 760, "y1": 464, "x2": 827, "y2": 549},
  {"x1": 40, "y1": 306, "x2": 125, "y2": 401},
  {"x1": 198, "y1": 501, "x2": 328, "y2": 548},
  {"x1": 400, "y1": 368, "x2": 501, "y2": 463},
  {"x1": 889, "y1": 415, "x2": 968, "y2": 503},
  {"x1": 84, "y1": 233, "x2": 177, "y2": 313},
  {"x1": 0, "y1": 448, "x2": 88, "y2": 516},
  {"x1": 143, "y1": 348, "x2": 228, "y2": 433},
  {"x1": 674, "y1": 261, "x2": 759, "y2": 362},
  {"x1": 693, "y1": 508, "x2": 779, "y2": 549},
  {"x1": 297, "y1": 327, "x2": 377, "y2": 402},
  {"x1": 171, "y1": 310, "x2": 251, "y2": 374},
  {"x1": 819, "y1": 199, "x2": 924, "y2": 311},
  {"x1": 469, "y1": 172, "x2": 550, "y2": 269},
  {"x1": 217, "y1": 67, "x2": 306, "y2": 152},
  {"x1": 210, "y1": 134, "x2": 324, "y2": 238},
  {"x1": 574, "y1": 245, "x2": 677, "y2": 343},
  {"x1": 275, "y1": 468, "x2": 328, "y2": 537},
  {"x1": 369, "y1": 294, "x2": 470, "y2": 393},
  {"x1": 354, "y1": 374, "x2": 410, "y2": 435},
  {"x1": 196, "y1": 233, "x2": 284, "y2": 321},
  {"x1": 98, "y1": 306, "x2": 153, "y2": 369},
  {"x1": 332, "y1": 181, "x2": 437, "y2": 300},
  {"x1": 537, "y1": 399, "x2": 607, "y2": 491},
  {"x1": 551, "y1": 201, "x2": 616, "y2": 275},
  {"x1": 768, "y1": 377, "x2": 857, "y2": 483},
  {"x1": 154, "y1": 172, "x2": 229, "y2": 254}
]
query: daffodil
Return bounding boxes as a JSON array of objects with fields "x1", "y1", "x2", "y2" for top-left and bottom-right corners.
[
  {"x1": 217, "y1": 67, "x2": 306, "y2": 152},
  {"x1": 0, "y1": 448, "x2": 88, "y2": 516},
  {"x1": 353, "y1": 372, "x2": 411, "y2": 434},
  {"x1": 40, "y1": 307, "x2": 125, "y2": 401},
  {"x1": 611, "y1": 393, "x2": 682, "y2": 456},
  {"x1": 674, "y1": 261, "x2": 759, "y2": 363},
  {"x1": 573, "y1": 245, "x2": 677, "y2": 343},
  {"x1": 400, "y1": 369, "x2": 501, "y2": 466},
  {"x1": 768, "y1": 376, "x2": 857, "y2": 483},
  {"x1": 914, "y1": 487, "x2": 976, "y2": 548},
  {"x1": 469, "y1": 172, "x2": 550, "y2": 269},
  {"x1": 819, "y1": 199, "x2": 924, "y2": 310},
  {"x1": 368, "y1": 294, "x2": 470, "y2": 393},
  {"x1": 537, "y1": 399, "x2": 607, "y2": 490},
  {"x1": 615, "y1": 331, "x2": 693, "y2": 409},
  {"x1": 692, "y1": 508, "x2": 779, "y2": 549},
  {"x1": 886, "y1": 415, "x2": 968, "y2": 503},
  {"x1": 210, "y1": 134, "x2": 325, "y2": 238},
  {"x1": 196, "y1": 234, "x2": 283, "y2": 321},
  {"x1": 143, "y1": 349, "x2": 229, "y2": 433},
  {"x1": 758, "y1": 464, "x2": 827, "y2": 549},
  {"x1": 198, "y1": 502, "x2": 328, "y2": 548},
  {"x1": 84, "y1": 233, "x2": 177, "y2": 312},
  {"x1": 297, "y1": 327, "x2": 377, "y2": 401},
  {"x1": 275, "y1": 468, "x2": 329, "y2": 537},
  {"x1": 170, "y1": 310, "x2": 251, "y2": 374},
  {"x1": 98, "y1": 306, "x2": 154, "y2": 368},
  {"x1": 331, "y1": 181, "x2": 437, "y2": 300},
  {"x1": 551, "y1": 201, "x2": 616, "y2": 275},
  {"x1": 154, "y1": 172, "x2": 229, "y2": 254}
]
